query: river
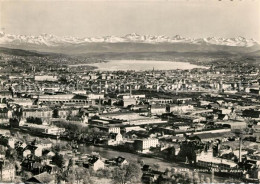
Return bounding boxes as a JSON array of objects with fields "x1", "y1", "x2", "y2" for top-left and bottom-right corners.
[
  {"x1": 78, "y1": 145, "x2": 229, "y2": 182},
  {"x1": 3, "y1": 128, "x2": 232, "y2": 182}
]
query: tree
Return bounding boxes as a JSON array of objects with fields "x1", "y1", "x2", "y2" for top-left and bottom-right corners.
[
  {"x1": 205, "y1": 177, "x2": 211, "y2": 183},
  {"x1": 66, "y1": 173, "x2": 76, "y2": 184},
  {"x1": 55, "y1": 169, "x2": 66, "y2": 184},
  {"x1": 171, "y1": 167, "x2": 178, "y2": 175},
  {"x1": 184, "y1": 171, "x2": 193, "y2": 183},
  {"x1": 27, "y1": 117, "x2": 43, "y2": 124},
  {"x1": 137, "y1": 158, "x2": 145, "y2": 166},
  {"x1": 0, "y1": 138, "x2": 8, "y2": 147},
  {"x1": 9, "y1": 117, "x2": 20, "y2": 128},
  {"x1": 166, "y1": 147, "x2": 176, "y2": 160},
  {"x1": 5, "y1": 147, "x2": 18, "y2": 162},
  {"x1": 65, "y1": 166, "x2": 93, "y2": 184},
  {"x1": 53, "y1": 108, "x2": 60, "y2": 118},
  {"x1": 13, "y1": 132, "x2": 22, "y2": 139},
  {"x1": 193, "y1": 172, "x2": 200, "y2": 184},
  {"x1": 15, "y1": 161, "x2": 22, "y2": 174},
  {"x1": 224, "y1": 178, "x2": 241, "y2": 183},
  {"x1": 52, "y1": 144, "x2": 62, "y2": 152},
  {"x1": 200, "y1": 174, "x2": 205, "y2": 183},
  {"x1": 97, "y1": 168, "x2": 113, "y2": 179},
  {"x1": 52, "y1": 153, "x2": 65, "y2": 169},
  {"x1": 21, "y1": 171, "x2": 33, "y2": 181},
  {"x1": 66, "y1": 143, "x2": 72, "y2": 150},
  {"x1": 82, "y1": 169, "x2": 93, "y2": 184},
  {"x1": 153, "y1": 163, "x2": 160, "y2": 171},
  {"x1": 165, "y1": 168, "x2": 171, "y2": 177},
  {"x1": 0, "y1": 145, "x2": 6, "y2": 155},
  {"x1": 67, "y1": 158, "x2": 75, "y2": 171},
  {"x1": 112, "y1": 162, "x2": 142, "y2": 184},
  {"x1": 24, "y1": 134, "x2": 32, "y2": 144}
]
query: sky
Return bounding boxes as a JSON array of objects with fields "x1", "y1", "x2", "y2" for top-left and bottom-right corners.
[{"x1": 0, "y1": 0, "x2": 260, "y2": 40}]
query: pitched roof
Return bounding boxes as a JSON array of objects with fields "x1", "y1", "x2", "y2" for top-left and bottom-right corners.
[
  {"x1": 26, "y1": 172, "x2": 55, "y2": 183},
  {"x1": 115, "y1": 156, "x2": 126, "y2": 164},
  {"x1": 190, "y1": 132, "x2": 227, "y2": 140},
  {"x1": 208, "y1": 103, "x2": 220, "y2": 108},
  {"x1": 26, "y1": 145, "x2": 38, "y2": 151},
  {"x1": 218, "y1": 114, "x2": 228, "y2": 120},
  {"x1": 39, "y1": 139, "x2": 52, "y2": 145},
  {"x1": 88, "y1": 156, "x2": 101, "y2": 165}
]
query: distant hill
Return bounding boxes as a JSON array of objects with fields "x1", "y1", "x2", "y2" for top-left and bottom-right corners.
[
  {"x1": 2, "y1": 42, "x2": 259, "y2": 56},
  {"x1": 247, "y1": 50, "x2": 260, "y2": 57},
  {"x1": 0, "y1": 47, "x2": 63, "y2": 57},
  {"x1": 0, "y1": 46, "x2": 246, "y2": 63},
  {"x1": 76, "y1": 50, "x2": 235, "y2": 60},
  {"x1": 0, "y1": 47, "x2": 46, "y2": 57}
]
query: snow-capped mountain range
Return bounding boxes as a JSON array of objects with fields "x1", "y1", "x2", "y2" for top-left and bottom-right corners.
[{"x1": 0, "y1": 32, "x2": 259, "y2": 47}]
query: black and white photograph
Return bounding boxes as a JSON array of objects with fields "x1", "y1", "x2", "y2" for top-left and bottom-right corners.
[{"x1": 0, "y1": 0, "x2": 260, "y2": 183}]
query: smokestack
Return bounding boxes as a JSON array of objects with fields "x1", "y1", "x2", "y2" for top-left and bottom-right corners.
[
  {"x1": 98, "y1": 97, "x2": 101, "y2": 114},
  {"x1": 37, "y1": 95, "x2": 39, "y2": 108},
  {"x1": 239, "y1": 137, "x2": 242, "y2": 163},
  {"x1": 148, "y1": 104, "x2": 151, "y2": 117},
  {"x1": 130, "y1": 85, "x2": 132, "y2": 97}
]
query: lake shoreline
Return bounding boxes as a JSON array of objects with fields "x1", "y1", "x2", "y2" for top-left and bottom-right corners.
[{"x1": 68, "y1": 59, "x2": 209, "y2": 71}]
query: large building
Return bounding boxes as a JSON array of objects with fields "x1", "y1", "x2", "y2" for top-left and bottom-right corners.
[
  {"x1": 99, "y1": 112, "x2": 167, "y2": 126},
  {"x1": 21, "y1": 123, "x2": 65, "y2": 136},
  {"x1": 134, "y1": 138, "x2": 159, "y2": 153},
  {"x1": 196, "y1": 151, "x2": 238, "y2": 171},
  {"x1": 34, "y1": 75, "x2": 58, "y2": 81},
  {"x1": 34, "y1": 94, "x2": 89, "y2": 105},
  {"x1": 8, "y1": 98, "x2": 34, "y2": 107},
  {"x1": 123, "y1": 98, "x2": 136, "y2": 107},
  {"x1": 150, "y1": 105, "x2": 166, "y2": 115},
  {"x1": 215, "y1": 120, "x2": 247, "y2": 130},
  {"x1": 22, "y1": 107, "x2": 53, "y2": 118}
]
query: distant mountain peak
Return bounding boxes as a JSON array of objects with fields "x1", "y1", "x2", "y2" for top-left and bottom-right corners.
[
  {"x1": 0, "y1": 32, "x2": 259, "y2": 48},
  {"x1": 125, "y1": 33, "x2": 140, "y2": 36}
]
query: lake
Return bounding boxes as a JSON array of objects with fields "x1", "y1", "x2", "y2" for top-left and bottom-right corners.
[{"x1": 70, "y1": 60, "x2": 208, "y2": 71}]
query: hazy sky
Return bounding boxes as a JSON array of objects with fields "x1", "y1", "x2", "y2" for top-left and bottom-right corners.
[{"x1": 1, "y1": 0, "x2": 260, "y2": 40}]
